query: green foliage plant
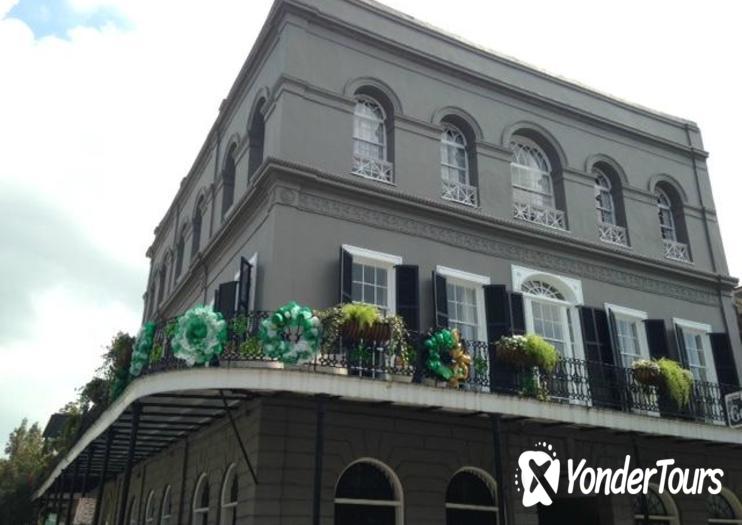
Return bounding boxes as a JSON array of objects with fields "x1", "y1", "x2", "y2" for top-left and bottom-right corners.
[
  {"x1": 340, "y1": 303, "x2": 381, "y2": 329},
  {"x1": 657, "y1": 358, "x2": 694, "y2": 408}
]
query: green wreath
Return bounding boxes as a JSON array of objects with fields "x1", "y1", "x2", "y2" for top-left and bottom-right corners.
[
  {"x1": 424, "y1": 328, "x2": 471, "y2": 386},
  {"x1": 259, "y1": 302, "x2": 321, "y2": 364},
  {"x1": 129, "y1": 322, "x2": 156, "y2": 377},
  {"x1": 171, "y1": 306, "x2": 227, "y2": 366}
]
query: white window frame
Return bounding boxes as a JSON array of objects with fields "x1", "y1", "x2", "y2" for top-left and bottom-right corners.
[
  {"x1": 445, "y1": 467, "x2": 499, "y2": 525},
  {"x1": 605, "y1": 304, "x2": 650, "y2": 365},
  {"x1": 220, "y1": 463, "x2": 238, "y2": 525},
  {"x1": 656, "y1": 188, "x2": 677, "y2": 242},
  {"x1": 440, "y1": 124, "x2": 469, "y2": 185},
  {"x1": 510, "y1": 136, "x2": 555, "y2": 209},
  {"x1": 342, "y1": 244, "x2": 402, "y2": 316},
  {"x1": 436, "y1": 265, "x2": 489, "y2": 342},
  {"x1": 708, "y1": 488, "x2": 742, "y2": 524},
  {"x1": 144, "y1": 491, "x2": 156, "y2": 525},
  {"x1": 192, "y1": 473, "x2": 210, "y2": 524},
  {"x1": 673, "y1": 318, "x2": 718, "y2": 385},
  {"x1": 334, "y1": 458, "x2": 404, "y2": 525},
  {"x1": 594, "y1": 168, "x2": 616, "y2": 225}
]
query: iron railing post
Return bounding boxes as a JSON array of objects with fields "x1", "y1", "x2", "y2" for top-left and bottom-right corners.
[
  {"x1": 92, "y1": 430, "x2": 114, "y2": 525},
  {"x1": 65, "y1": 460, "x2": 80, "y2": 525},
  {"x1": 116, "y1": 403, "x2": 141, "y2": 525}
]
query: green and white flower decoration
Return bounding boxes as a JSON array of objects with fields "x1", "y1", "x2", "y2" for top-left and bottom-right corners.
[
  {"x1": 258, "y1": 301, "x2": 321, "y2": 364},
  {"x1": 129, "y1": 322, "x2": 156, "y2": 377},
  {"x1": 171, "y1": 305, "x2": 228, "y2": 367}
]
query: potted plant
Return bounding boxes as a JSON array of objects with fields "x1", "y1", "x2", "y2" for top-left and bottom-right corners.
[
  {"x1": 631, "y1": 359, "x2": 662, "y2": 387},
  {"x1": 657, "y1": 358, "x2": 694, "y2": 409},
  {"x1": 495, "y1": 334, "x2": 558, "y2": 399},
  {"x1": 340, "y1": 303, "x2": 390, "y2": 342}
]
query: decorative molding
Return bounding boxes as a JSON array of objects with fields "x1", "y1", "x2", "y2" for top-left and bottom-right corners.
[{"x1": 292, "y1": 190, "x2": 718, "y2": 306}]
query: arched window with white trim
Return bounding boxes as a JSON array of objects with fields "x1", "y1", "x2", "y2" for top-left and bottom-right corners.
[
  {"x1": 334, "y1": 459, "x2": 402, "y2": 525},
  {"x1": 144, "y1": 491, "x2": 156, "y2": 525},
  {"x1": 656, "y1": 188, "x2": 677, "y2": 242},
  {"x1": 440, "y1": 124, "x2": 477, "y2": 206},
  {"x1": 510, "y1": 137, "x2": 554, "y2": 209},
  {"x1": 446, "y1": 468, "x2": 499, "y2": 525},
  {"x1": 159, "y1": 485, "x2": 172, "y2": 525},
  {"x1": 594, "y1": 168, "x2": 616, "y2": 225},
  {"x1": 192, "y1": 473, "x2": 210, "y2": 525},
  {"x1": 220, "y1": 464, "x2": 239, "y2": 525},
  {"x1": 708, "y1": 488, "x2": 742, "y2": 524},
  {"x1": 633, "y1": 486, "x2": 679, "y2": 524},
  {"x1": 352, "y1": 96, "x2": 392, "y2": 182},
  {"x1": 127, "y1": 496, "x2": 138, "y2": 525}
]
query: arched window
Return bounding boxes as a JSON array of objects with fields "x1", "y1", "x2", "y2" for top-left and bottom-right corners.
[
  {"x1": 441, "y1": 124, "x2": 477, "y2": 206},
  {"x1": 656, "y1": 188, "x2": 677, "y2": 242},
  {"x1": 220, "y1": 464, "x2": 239, "y2": 525},
  {"x1": 157, "y1": 265, "x2": 166, "y2": 305},
  {"x1": 446, "y1": 468, "x2": 499, "y2": 525},
  {"x1": 193, "y1": 474, "x2": 210, "y2": 525},
  {"x1": 222, "y1": 144, "x2": 237, "y2": 220},
  {"x1": 248, "y1": 99, "x2": 265, "y2": 180},
  {"x1": 594, "y1": 168, "x2": 615, "y2": 225},
  {"x1": 174, "y1": 229, "x2": 186, "y2": 281},
  {"x1": 510, "y1": 137, "x2": 554, "y2": 209},
  {"x1": 191, "y1": 196, "x2": 204, "y2": 260},
  {"x1": 144, "y1": 491, "x2": 156, "y2": 525},
  {"x1": 127, "y1": 496, "x2": 138, "y2": 525},
  {"x1": 708, "y1": 489, "x2": 742, "y2": 524},
  {"x1": 633, "y1": 487, "x2": 679, "y2": 524},
  {"x1": 334, "y1": 459, "x2": 402, "y2": 525},
  {"x1": 352, "y1": 96, "x2": 392, "y2": 183},
  {"x1": 159, "y1": 485, "x2": 172, "y2": 525}
]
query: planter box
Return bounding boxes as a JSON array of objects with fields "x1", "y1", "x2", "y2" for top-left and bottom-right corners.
[{"x1": 342, "y1": 320, "x2": 391, "y2": 343}]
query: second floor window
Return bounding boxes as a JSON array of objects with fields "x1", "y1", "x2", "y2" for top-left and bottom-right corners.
[
  {"x1": 510, "y1": 137, "x2": 554, "y2": 209},
  {"x1": 594, "y1": 168, "x2": 616, "y2": 225},
  {"x1": 656, "y1": 188, "x2": 677, "y2": 241},
  {"x1": 440, "y1": 125, "x2": 468, "y2": 185}
]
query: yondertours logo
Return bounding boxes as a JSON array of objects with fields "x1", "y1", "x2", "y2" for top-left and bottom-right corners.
[{"x1": 515, "y1": 442, "x2": 724, "y2": 507}]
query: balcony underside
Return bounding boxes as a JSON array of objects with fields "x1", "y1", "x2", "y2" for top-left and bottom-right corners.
[{"x1": 35, "y1": 365, "x2": 742, "y2": 499}]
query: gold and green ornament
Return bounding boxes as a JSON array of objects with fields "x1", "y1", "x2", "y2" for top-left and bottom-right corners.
[
  {"x1": 424, "y1": 328, "x2": 472, "y2": 387},
  {"x1": 258, "y1": 301, "x2": 321, "y2": 364},
  {"x1": 171, "y1": 305, "x2": 227, "y2": 367}
]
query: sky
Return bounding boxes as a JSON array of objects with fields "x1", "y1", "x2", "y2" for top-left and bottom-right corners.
[{"x1": 0, "y1": 0, "x2": 740, "y2": 447}]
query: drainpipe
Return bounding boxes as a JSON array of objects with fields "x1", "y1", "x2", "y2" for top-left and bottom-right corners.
[
  {"x1": 176, "y1": 439, "x2": 190, "y2": 525},
  {"x1": 632, "y1": 436, "x2": 650, "y2": 525},
  {"x1": 312, "y1": 397, "x2": 327, "y2": 525}
]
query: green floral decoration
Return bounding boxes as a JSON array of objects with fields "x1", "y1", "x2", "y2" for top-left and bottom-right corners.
[
  {"x1": 171, "y1": 305, "x2": 228, "y2": 367},
  {"x1": 424, "y1": 329, "x2": 457, "y2": 381},
  {"x1": 129, "y1": 322, "x2": 156, "y2": 377},
  {"x1": 259, "y1": 301, "x2": 321, "y2": 364}
]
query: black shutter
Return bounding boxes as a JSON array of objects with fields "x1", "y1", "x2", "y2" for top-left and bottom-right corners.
[
  {"x1": 580, "y1": 307, "x2": 618, "y2": 409},
  {"x1": 432, "y1": 272, "x2": 448, "y2": 328},
  {"x1": 710, "y1": 333, "x2": 739, "y2": 388},
  {"x1": 673, "y1": 324, "x2": 689, "y2": 368},
  {"x1": 216, "y1": 281, "x2": 238, "y2": 320},
  {"x1": 484, "y1": 285, "x2": 512, "y2": 342},
  {"x1": 510, "y1": 292, "x2": 526, "y2": 335},
  {"x1": 645, "y1": 320, "x2": 671, "y2": 359},
  {"x1": 213, "y1": 287, "x2": 220, "y2": 311},
  {"x1": 238, "y1": 257, "x2": 253, "y2": 314},
  {"x1": 395, "y1": 265, "x2": 419, "y2": 333},
  {"x1": 340, "y1": 248, "x2": 353, "y2": 303}
]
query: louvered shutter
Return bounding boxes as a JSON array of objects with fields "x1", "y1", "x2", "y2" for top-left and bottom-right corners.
[
  {"x1": 484, "y1": 285, "x2": 525, "y2": 394},
  {"x1": 710, "y1": 333, "x2": 740, "y2": 389},
  {"x1": 645, "y1": 320, "x2": 671, "y2": 359},
  {"x1": 340, "y1": 248, "x2": 353, "y2": 304},
  {"x1": 432, "y1": 272, "x2": 449, "y2": 329},
  {"x1": 216, "y1": 281, "x2": 238, "y2": 320},
  {"x1": 238, "y1": 257, "x2": 253, "y2": 314},
  {"x1": 580, "y1": 307, "x2": 619, "y2": 409},
  {"x1": 395, "y1": 265, "x2": 419, "y2": 333}
]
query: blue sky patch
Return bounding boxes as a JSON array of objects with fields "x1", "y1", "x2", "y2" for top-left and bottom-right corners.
[{"x1": 6, "y1": 0, "x2": 128, "y2": 39}]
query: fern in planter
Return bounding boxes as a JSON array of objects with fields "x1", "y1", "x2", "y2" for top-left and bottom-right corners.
[{"x1": 657, "y1": 358, "x2": 694, "y2": 409}]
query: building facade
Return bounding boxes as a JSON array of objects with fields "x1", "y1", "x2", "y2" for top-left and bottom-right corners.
[{"x1": 36, "y1": 1, "x2": 742, "y2": 524}]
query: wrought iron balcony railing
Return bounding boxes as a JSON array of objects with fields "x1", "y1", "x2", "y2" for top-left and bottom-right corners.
[
  {"x1": 598, "y1": 222, "x2": 628, "y2": 247},
  {"x1": 664, "y1": 239, "x2": 691, "y2": 263},
  {"x1": 513, "y1": 201, "x2": 567, "y2": 230},
  {"x1": 140, "y1": 312, "x2": 733, "y2": 427},
  {"x1": 441, "y1": 179, "x2": 478, "y2": 207},
  {"x1": 351, "y1": 154, "x2": 394, "y2": 183}
]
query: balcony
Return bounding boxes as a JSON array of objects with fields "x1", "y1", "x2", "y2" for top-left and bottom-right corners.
[
  {"x1": 140, "y1": 312, "x2": 732, "y2": 427},
  {"x1": 513, "y1": 201, "x2": 566, "y2": 230},
  {"x1": 441, "y1": 179, "x2": 478, "y2": 207},
  {"x1": 598, "y1": 223, "x2": 628, "y2": 247},
  {"x1": 664, "y1": 239, "x2": 691, "y2": 263},
  {"x1": 352, "y1": 154, "x2": 394, "y2": 183}
]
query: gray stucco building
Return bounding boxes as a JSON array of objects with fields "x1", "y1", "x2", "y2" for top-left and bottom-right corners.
[{"x1": 36, "y1": 1, "x2": 742, "y2": 524}]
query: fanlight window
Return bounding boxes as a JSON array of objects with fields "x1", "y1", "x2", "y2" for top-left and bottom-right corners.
[
  {"x1": 594, "y1": 169, "x2": 616, "y2": 225},
  {"x1": 708, "y1": 492, "x2": 742, "y2": 523},
  {"x1": 521, "y1": 280, "x2": 564, "y2": 300},
  {"x1": 193, "y1": 474, "x2": 210, "y2": 525},
  {"x1": 445, "y1": 470, "x2": 499, "y2": 525},
  {"x1": 353, "y1": 97, "x2": 386, "y2": 162},
  {"x1": 441, "y1": 125, "x2": 469, "y2": 185},
  {"x1": 510, "y1": 137, "x2": 554, "y2": 208},
  {"x1": 656, "y1": 189, "x2": 677, "y2": 241},
  {"x1": 633, "y1": 488, "x2": 678, "y2": 524},
  {"x1": 221, "y1": 464, "x2": 239, "y2": 525},
  {"x1": 335, "y1": 460, "x2": 401, "y2": 525},
  {"x1": 127, "y1": 497, "x2": 138, "y2": 525},
  {"x1": 159, "y1": 486, "x2": 172, "y2": 525}
]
